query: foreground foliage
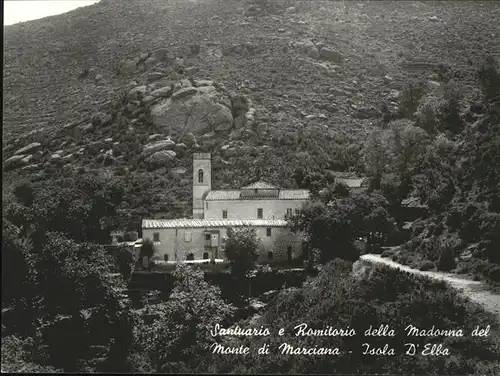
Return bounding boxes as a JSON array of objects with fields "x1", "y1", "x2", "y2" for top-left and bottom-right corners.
[{"x1": 211, "y1": 260, "x2": 500, "y2": 375}]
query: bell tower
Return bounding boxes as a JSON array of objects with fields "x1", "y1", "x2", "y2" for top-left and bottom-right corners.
[{"x1": 192, "y1": 153, "x2": 211, "y2": 219}]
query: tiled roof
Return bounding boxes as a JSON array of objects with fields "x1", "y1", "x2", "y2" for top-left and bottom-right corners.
[
  {"x1": 205, "y1": 189, "x2": 310, "y2": 201},
  {"x1": 337, "y1": 178, "x2": 364, "y2": 188},
  {"x1": 142, "y1": 218, "x2": 289, "y2": 229},
  {"x1": 279, "y1": 189, "x2": 310, "y2": 200},
  {"x1": 241, "y1": 181, "x2": 278, "y2": 190},
  {"x1": 205, "y1": 190, "x2": 241, "y2": 200}
]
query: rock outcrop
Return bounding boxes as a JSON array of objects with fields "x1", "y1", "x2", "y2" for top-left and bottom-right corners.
[
  {"x1": 141, "y1": 139, "x2": 176, "y2": 159},
  {"x1": 14, "y1": 142, "x2": 41, "y2": 155},
  {"x1": 319, "y1": 47, "x2": 343, "y2": 63},
  {"x1": 146, "y1": 150, "x2": 177, "y2": 165},
  {"x1": 149, "y1": 80, "x2": 251, "y2": 136},
  {"x1": 4, "y1": 154, "x2": 32, "y2": 171}
]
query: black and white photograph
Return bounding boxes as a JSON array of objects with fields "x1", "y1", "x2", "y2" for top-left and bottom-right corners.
[{"x1": 2, "y1": 0, "x2": 500, "y2": 374}]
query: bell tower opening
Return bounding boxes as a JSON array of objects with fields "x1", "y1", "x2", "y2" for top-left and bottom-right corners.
[{"x1": 192, "y1": 153, "x2": 211, "y2": 219}]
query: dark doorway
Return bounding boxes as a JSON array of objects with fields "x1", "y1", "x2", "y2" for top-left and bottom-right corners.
[{"x1": 287, "y1": 246, "x2": 292, "y2": 261}]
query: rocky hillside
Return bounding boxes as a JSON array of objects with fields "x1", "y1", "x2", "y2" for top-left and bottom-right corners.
[{"x1": 3, "y1": 0, "x2": 500, "y2": 229}]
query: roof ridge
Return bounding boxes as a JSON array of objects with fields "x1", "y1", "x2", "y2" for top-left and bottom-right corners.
[
  {"x1": 142, "y1": 218, "x2": 290, "y2": 229},
  {"x1": 241, "y1": 180, "x2": 278, "y2": 189}
]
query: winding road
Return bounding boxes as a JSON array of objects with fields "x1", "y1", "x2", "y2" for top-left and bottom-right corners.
[{"x1": 360, "y1": 254, "x2": 500, "y2": 321}]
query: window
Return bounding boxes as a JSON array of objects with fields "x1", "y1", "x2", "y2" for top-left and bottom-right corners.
[
  {"x1": 287, "y1": 208, "x2": 293, "y2": 217},
  {"x1": 203, "y1": 252, "x2": 209, "y2": 259},
  {"x1": 205, "y1": 234, "x2": 211, "y2": 241},
  {"x1": 295, "y1": 208, "x2": 300, "y2": 215},
  {"x1": 187, "y1": 253, "x2": 195, "y2": 261},
  {"x1": 268, "y1": 251, "x2": 273, "y2": 260},
  {"x1": 222, "y1": 210, "x2": 228, "y2": 219},
  {"x1": 198, "y1": 169, "x2": 204, "y2": 183},
  {"x1": 153, "y1": 232, "x2": 160, "y2": 242},
  {"x1": 164, "y1": 254, "x2": 169, "y2": 261},
  {"x1": 184, "y1": 232, "x2": 192, "y2": 242},
  {"x1": 257, "y1": 208, "x2": 263, "y2": 219},
  {"x1": 266, "y1": 228, "x2": 272, "y2": 237},
  {"x1": 287, "y1": 246, "x2": 292, "y2": 261}
]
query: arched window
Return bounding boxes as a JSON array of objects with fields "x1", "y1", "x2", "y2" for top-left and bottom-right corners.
[
  {"x1": 198, "y1": 169, "x2": 204, "y2": 183},
  {"x1": 203, "y1": 252, "x2": 209, "y2": 259}
]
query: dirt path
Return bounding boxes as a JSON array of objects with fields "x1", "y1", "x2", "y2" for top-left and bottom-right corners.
[{"x1": 360, "y1": 254, "x2": 500, "y2": 321}]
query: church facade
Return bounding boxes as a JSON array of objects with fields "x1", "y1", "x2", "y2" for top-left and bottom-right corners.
[{"x1": 142, "y1": 153, "x2": 311, "y2": 263}]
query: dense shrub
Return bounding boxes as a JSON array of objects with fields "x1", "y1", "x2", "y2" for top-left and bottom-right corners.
[
  {"x1": 437, "y1": 246, "x2": 457, "y2": 272},
  {"x1": 488, "y1": 266, "x2": 500, "y2": 282},
  {"x1": 210, "y1": 262, "x2": 500, "y2": 375},
  {"x1": 418, "y1": 260, "x2": 435, "y2": 271}
]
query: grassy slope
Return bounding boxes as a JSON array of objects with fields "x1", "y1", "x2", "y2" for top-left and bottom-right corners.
[{"x1": 3, "y1": 0, "x2": 500, "y2": 229}]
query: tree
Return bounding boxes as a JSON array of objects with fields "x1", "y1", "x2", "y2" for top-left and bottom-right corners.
[
  {"x1": 13, "y1": 182, "x2": 34, "y2": 207},
  {"x1": 290, "y1": 193, "x2": 394, "y2": 263},
  {"x1": 363, "y1": 129, "x2": 391, "y2": 183},
  {"x1": 20, "y1": 177, "x2": 125, "y2": 246},
  {"x1": 114, "y1": 245, "x2": 136, "y2": 281},
  {"x1": 398, "y1": 80, "x2": 426, "y2": 119},
  {"x1": 441, "y1": 80, "x2": 463, "y2": 133},
  {"x1": 35, "y1": 232, "x2": 124, "y2": 316},
  {"x1": 223, "y1": 227, "x2": 260, "y2": 299},
  {"x1": 140, "y1": 238, "x2": 156, "y2": 259},
  {"x1": 477, "y1": 55, "x2": 500, "y2": 101},
  {"x1": 320, "y1": 181, "x2": 350, "y2": 203},
  {"x1": 388, "y1": 119, "x2": 430, "y2": 178},
  {"x1": 1, "y1": 335, "x2": 61, "y2": 373},
  {"x1": 131, "y1": 265, "x2": 235, "y2": 373},
  {"x1": 223, "y1": 227, "x2": 260, "y2": 278},
  {"x1": 2, "y1": 219, "x2": 34, "y2": 308}
]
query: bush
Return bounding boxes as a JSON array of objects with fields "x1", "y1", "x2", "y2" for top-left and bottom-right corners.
[
  {"x1": 381, "y1": 249, "x2": 396, "y2": 258},
  {"x1": 488, "y1": 266, "x2": 500, "y2": 283},
  {"x1": 437, "y1": 247, "x2": 456, "y2": 271},
  {"x1": 419, "y1": 260, "x2": 435, "y2": 271},
  {"x1": 123, "y1": 231, "x2": 138, "y2": 242},
  {"x1": 214, "y1": 262, "x2": 500, "y2": 375}
]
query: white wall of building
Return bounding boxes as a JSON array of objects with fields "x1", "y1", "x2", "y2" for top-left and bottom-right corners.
[
  {"x1": 204, "y1": 199, "x2": 307, "y2": 220},
  {"x1": 142, "y1": 226, "x2": 302, "y2": 264}
]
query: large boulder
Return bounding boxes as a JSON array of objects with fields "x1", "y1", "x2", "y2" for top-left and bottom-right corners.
[
  {"x1": 144, "y1": 57, "x2": 158, "y2": 70},
  {"x1": 91, "y1": 112, "x2": 112, "y2": 127},
  {"x1": 354, "y1": 106, "x2": 381, "y2": 119},
  {"x1": 146, "y1": 150, "x2": 177, "y2": 165},
  {"x1": 171, "y1": 87, "x2": 197, "y2": 101},
  {"x1": 4, "y1": 154, "x2": 30, "y2": 170},
  {"x1": 119, "y1": 60, "x2": 138, "y2": 75},
  {"x1": 292, "y1": 40, "x2": 320, "y2": 59},
  {"x1": 150, "y1": 84, "x2": 236, "y2": 136},
  {"x1": 210, "y1": 104, "x2": 233, "y2": 131},
  {"x1": 319, "y1": 47, "x2": 343, "y2": 63},
  {"x1": 141, "y1": 139, "x2": 176, "y2": 159},
  {"x1": 150, "y1": 86, "x2": 173, "y2": 98},
  {"x1": 230, "y1": 93, "x2": 251, "y2": 117},
  {"x1": 127, "y1": 86, "x2": 147, "y2": 101},
  {"x1": 147, "y1": 72, "x2": 166, "y2": 83},
  {"x1": 153, "y1": 48, "x2": 174, "y2": 63},
  {"x1": 14, "y1": 142, "x2": 41, "y2": 155}
]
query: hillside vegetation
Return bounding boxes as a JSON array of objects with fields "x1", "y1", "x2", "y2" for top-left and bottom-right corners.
[
  {"x1": 2, "y1": 1, "x2": 500, "y2": 372},
  {"x1": 3, "y1": 0, "x2": 500, "y2": 228}
]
